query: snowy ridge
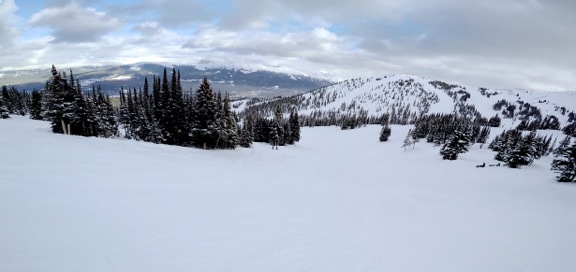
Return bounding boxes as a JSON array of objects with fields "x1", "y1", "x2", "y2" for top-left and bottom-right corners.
[{"x1": 238, "y1": 74, "x2": 576, "y2": 128}]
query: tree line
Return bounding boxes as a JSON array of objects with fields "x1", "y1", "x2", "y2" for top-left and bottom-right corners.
[{"x1": 0, "y1": 65, "x2": 301, "y2": 150}]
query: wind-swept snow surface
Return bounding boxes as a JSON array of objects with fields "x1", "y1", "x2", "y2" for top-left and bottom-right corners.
[{"x1": 1, "y1": 116, "x2": 576, "y2": 272}]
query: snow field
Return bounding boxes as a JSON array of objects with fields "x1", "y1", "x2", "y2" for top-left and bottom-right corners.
[{"x1": 1, "y1": 116, "x2": 576, "y2": 272}]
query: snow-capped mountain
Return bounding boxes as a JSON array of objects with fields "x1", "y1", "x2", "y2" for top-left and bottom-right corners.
[
  {"x1": 0, "y1": 63, "x2": 332, "y2": 97},
  {"x1": 237, "y1": 74, "x2": 576, "y2": 128}
]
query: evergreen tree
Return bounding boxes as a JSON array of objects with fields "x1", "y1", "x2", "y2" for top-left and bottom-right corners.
[
  {"x1": 96, "y1": 91, "x2": 118, "y2": 138},
  {"x1": 488, "y1": 114, "x2": 501, "y2": 127},
  {"x1": 401, "y1": 129, "x2": 414, "y2": 151},
  {"x1": 551, "y1": 142, "x2": 576, "y2": 182},
  {"x1": 29, "y1": 90, "x2": 43, "y2": 120},
  {"x1": 563, "y1": 122, "x2": 576, "y2": 137},
  {"x1": 271, "y1": 106, "x2": 284, "y2": 148},
  {"x1": 190, "y1": 77, "x2": 219, "y2": 149},
  {"x1": 45, "y1": 65, "x2": 70, "y2": 133},
  {"x1": 0, "y1": 92, "x2": 9, "y2": 119},
  {"x1": 239, "y1": 115, "x2": 255, "y2": 148},
  {"x1": 217, "y1": 94, "x2": 238, "y2": 149},
  {"x1": 477, "y1": 126, "x2": 491, "y2": 144},
  {"x1": 554, "y1": 136, "x2": 572, "y2": 157},
  {"x1": 506, "y1": 132, "x2": 538, "y2": 168},
  {"x1": 379, "y1": 125, "x2": 391, "y2": 142},
  {"x1": 440, "y1": 130, "x2": 471, "y2": 160},
  {"x1": 289, "y1": 111, "x2": 301, "y2": 143},
  {"x1": 160, "y1": 68, "x2": 189, "y2": 145}
]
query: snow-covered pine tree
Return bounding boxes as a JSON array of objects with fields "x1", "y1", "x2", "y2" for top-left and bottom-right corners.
[
  {"x1": 506, "y1": 132, "x2": 538, "y2": 168},
  {"x1": 401, "y1": 129, "x2": 414, "y2": 151},
  {"x1": 554, "y1": 136, "x2": 572, "y2": 157},
  {"x1": 551, "y1": 142, "x2": 576, "y2": 182},
  {"x1": 45, "y1": 65, "x2": 70, "y2": 133},
  {"x1": 477, "y1": 126, "x2": 491, "y2": 144},
  {"x1": 563, "y1": 122, "x2": 576, "y2": 137},
  {"x1": 494, "y1": 130, "x2": 522, "y2": 162},
  {"x1": 548, "y1": 137, "x2": 557, "y2": 156},
  {"x1": 217, "y1": 94, "x2": 238, "y2": 149},
  {"x1": 238, "y1": 115, "x2": 255, "y2": 148},
  {"x1": 272, "y1": 106, "x2": 284, "y2": 147},
  {"x1": 440, "y1": 130, "x2": 471, "y2": 160},
  {"x1": 191, "y1": 77, "x2": 219, "y2": 149},
  {"x1": 0, "y1": 92, "x2": 9, "y2": 119}
]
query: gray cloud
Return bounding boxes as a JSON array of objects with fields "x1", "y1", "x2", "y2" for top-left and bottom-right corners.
[
  {"x1": 28, "y1": 1, "x2": 120, "y2": 43},
  {"x1": 3, "y1": 0, "x2": 575, "y2": 91},
  {"x1": 0, "y1": 0, "x2": 18, "y2": 41}
]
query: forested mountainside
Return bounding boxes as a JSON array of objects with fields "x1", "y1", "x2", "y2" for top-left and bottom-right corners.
[{"x1": 236, "y1": 75, "x2": 576, "y2": 131}]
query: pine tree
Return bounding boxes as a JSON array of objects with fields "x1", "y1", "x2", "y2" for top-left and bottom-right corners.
[
  {"x1": 402, "y1": 129, "x2": 414, "y2": 151},
  {"x1": 239, "y1": 115, "x2": 255, "y2": 148},
  {"x1": 551, "y1": 142, "x2": 576, "y2": 182},
  {"x1": 477, "y1": 126, "x2": 491, "y2": 143},
  {"x1": 190, "y1": 77, "x2": 219, "y2": 149},
  {"x1": 440, "y1": 130, "x2": 471, "y2": 160},
  {"x1": 45, "y1": 65, "x2": 70, "y2": 133},
  {"x1": 506, "y1": 132, "x2": 538, "y2": 168},
  {"x1": 271, "y1": 106, "x2": 284, "y2": 148},
  {"x1": 379, "y1": 125, "x2": 391, "y2": 142},
  {"x1": 217, "y1": 94, "x2": 238, "y2": 149},
  {"x1": 160, "y1": 68, "x2": 189, "y2": 146},
  {"x1": 0, "y1": 92, "x2": 9, "y2": 119},
  {"x1": 494, "y1": 130, "x2": 522, "y2": 162},
  {"x1": 554, "y1": 136, "x2": 572, "y2": 157},
  {"x1": 96, "y1": 91, "x2": 118, "y2": 138},
  {"x1": 29, "y1": 90, "x2": 43, "y2": 120},
  {"x1": 289, "y1": 111, "x2": 301, "y2": 143}
]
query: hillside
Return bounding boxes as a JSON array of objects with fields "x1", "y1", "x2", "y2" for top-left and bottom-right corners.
[
  {"x1": 2, "y1": 116, "x2": 576, "y2": 271},
  {"x1": 237, "y1": 75, "x2": 576, "y2": 129}
]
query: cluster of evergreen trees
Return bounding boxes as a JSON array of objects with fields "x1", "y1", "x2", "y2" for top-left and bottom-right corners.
[
  {"x1": 116, "y1": 68, "x2": 300, "y2": 149},
  {"x1": 0, "y1": 86, "x2": 30, "y2": 117},
  {"x1": 252, "y1": 107, "x2": 301, "y2": 148},
  {"x1": 488, "y1": 129, "x2": 554, "y2": 168},
  {"x1": 411, "y1": 114, "x2": 491, "y2": 147},
  {"x1": 41, "y1": 66, "x2": 117, "y2": 137},
  {"x1": 515, "y1": 115, "x2": 561, "y2": 131}
]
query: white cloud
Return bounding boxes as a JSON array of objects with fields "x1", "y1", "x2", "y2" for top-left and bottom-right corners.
[
  {"x1": 0, "y1": 0, "x2": 19, "y2": 41},
  {"x1": 28, "y1": 1, "x2": 120, "y2": 43},
  {"x1": 1, "y1": 0, "x2": 575, "y2": 92}
]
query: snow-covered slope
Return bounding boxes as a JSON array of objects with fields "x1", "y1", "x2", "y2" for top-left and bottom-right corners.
[
  {"x1": 238, "y1": 75, "x2": 576, "y2": 128},
  {"x1": 1, "y1": 116, "x2": 576, "y2": 271}
]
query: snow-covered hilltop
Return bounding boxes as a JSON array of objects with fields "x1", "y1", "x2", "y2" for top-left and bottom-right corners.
[{"x1": 237, "y1": 74, "x2": 576, "y2": 129}]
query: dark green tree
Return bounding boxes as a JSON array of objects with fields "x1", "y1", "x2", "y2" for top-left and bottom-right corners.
[
  {"x1": 29, "y1": 90, "x2": 43, "y2": 120},
  {"x1": 551, "y1": 142, "x2": 576, "y2": 182},
  {"x1": 191, "y1": 77, "x2": 219, "y2": 149},
  {"x1": 440, "y1": 130, "x2": 471, "y2": 160}
]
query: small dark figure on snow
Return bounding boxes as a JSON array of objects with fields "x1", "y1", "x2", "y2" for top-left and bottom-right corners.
[{"x1": 476, "y1": 162, "x2": 486, "y2": 168}]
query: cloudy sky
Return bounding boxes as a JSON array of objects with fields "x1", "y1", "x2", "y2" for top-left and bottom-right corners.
[{"x1": 1, "y1": 0, "x2": 575, "y2": 91}]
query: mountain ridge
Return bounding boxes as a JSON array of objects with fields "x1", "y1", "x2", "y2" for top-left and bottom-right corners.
[
  {"x1": 0, "y1": 63, "x2": 333, "y2": 98},
  {"x1": 237, "y1": 74, "x2": 576, "y2": 129}
]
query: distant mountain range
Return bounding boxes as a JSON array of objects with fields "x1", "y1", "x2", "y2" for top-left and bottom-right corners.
[{"x1": 0, "y1": 63, "x2": 333, "y2": 98}]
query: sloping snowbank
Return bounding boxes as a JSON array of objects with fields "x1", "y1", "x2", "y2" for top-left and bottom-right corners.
[{"x1": 1, "y1": 116, "x2": 575, "y2": 272}]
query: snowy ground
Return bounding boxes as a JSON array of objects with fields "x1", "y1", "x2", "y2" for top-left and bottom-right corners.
[{"x1": 1, "y1": 116, "x2": 576, "y2": 272}]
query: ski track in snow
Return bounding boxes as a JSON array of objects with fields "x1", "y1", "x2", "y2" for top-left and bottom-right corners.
[{"x1": 1, "y1": 116, "x2": 576, "y2": 272}]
